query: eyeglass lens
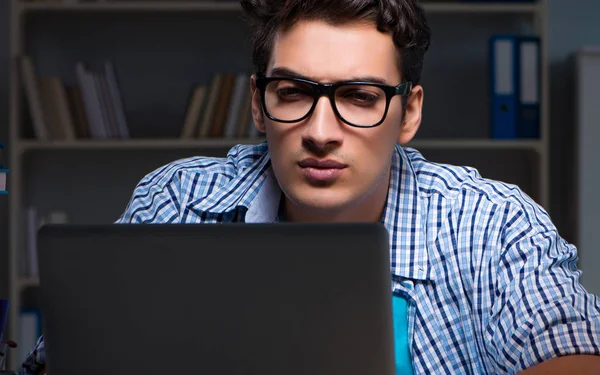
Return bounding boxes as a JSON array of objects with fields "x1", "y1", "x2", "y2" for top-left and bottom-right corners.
[{"x1": 264, "y1": 79, "x2": 387, "y2": 127}]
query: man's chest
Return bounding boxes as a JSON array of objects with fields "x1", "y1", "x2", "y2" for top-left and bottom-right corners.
[{"x1": 394, "y1": 275, "x2": 496, "y2": 375}]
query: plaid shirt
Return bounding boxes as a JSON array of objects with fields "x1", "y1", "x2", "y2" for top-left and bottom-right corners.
[{"x1": 21, "y1": 142, "x2": 600, "y2": 374}]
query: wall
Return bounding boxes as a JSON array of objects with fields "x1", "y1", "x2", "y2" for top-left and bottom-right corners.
[{"x1": 547, "y1": 0, "x2": 600, "y2": 243}]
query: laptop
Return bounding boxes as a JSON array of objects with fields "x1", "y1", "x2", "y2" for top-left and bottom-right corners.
[{"x1": 37, "y1": 223, "x2": 395, "y2": 375}]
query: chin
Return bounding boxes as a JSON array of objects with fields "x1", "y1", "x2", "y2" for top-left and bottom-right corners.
[{"x1": 286, "y1": 185, "x2": 355, "y2": 213}]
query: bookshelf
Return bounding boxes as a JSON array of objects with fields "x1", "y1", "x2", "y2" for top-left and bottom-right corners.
[{"x1": 6, "y1": 0, "x2": 550, "y2": 368}]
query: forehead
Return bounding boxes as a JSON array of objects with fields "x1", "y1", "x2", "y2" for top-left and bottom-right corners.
[{"x1": 267, "y1": 19, "x2": 401, "y2": 84}]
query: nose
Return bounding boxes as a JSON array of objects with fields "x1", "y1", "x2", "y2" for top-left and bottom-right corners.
[{"x1": 302, "y1": 96, "x2": 344, "y2": 150}]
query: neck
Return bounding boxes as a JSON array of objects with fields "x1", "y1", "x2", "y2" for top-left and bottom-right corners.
[{"x1": 281, "y1": 169, "x2": 391, "y2": 223}]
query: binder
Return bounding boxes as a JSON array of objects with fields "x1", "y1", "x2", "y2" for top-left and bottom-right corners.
[
  {"x1": 490, "y1": 35, "x2": 519, "y2": 139},
  {"x1": 517, "y1": 36, "x2": 541, "y2": 138},
  {"x1": 0, "y1": 142, "x2": 7, "y2": 194},
  {"x1": 0, "y1": 169, "x2": 8, "y2": 194}
]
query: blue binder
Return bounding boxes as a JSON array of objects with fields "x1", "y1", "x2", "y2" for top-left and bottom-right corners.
[
  {"x1": 490, "y1": 35, "x2": 519, "y2": 139},
  {"x1": 517, "y1": 36, "x2": 541, "y2": 139}
]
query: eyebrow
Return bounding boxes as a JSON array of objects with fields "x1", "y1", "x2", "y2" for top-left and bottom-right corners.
[{"x1": 269, "y1": 67, "x2": 390, "y2": 85}]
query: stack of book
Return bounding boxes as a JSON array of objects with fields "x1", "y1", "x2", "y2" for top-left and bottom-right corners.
[
  {"x1": 18, "y1": 55, "x2": 130, "y2": 141},
  {"x1": 180, "y1": 72, "x2": 260, "y2": 140},
  {"x1": 18, "y1": 56, "x2": 261, "y2": 142}
]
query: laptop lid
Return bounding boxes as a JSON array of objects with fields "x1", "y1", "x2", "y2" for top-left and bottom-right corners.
[{"x1": 37, "y1": 223, "x2": 395, "y2": 375}]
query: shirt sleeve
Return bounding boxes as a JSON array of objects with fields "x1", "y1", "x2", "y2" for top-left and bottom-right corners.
[
  {"x1": 20, "y1": 335, "x2": 45, "y2": 375},
  {"x1": 115, "y1": 163, "x2": 182, "y2": 224},
  {"x1": 486, "y1": 199, "x2": 600, "y2": 374}
]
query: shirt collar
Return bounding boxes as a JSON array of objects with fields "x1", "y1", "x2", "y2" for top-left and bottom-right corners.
[
  {"x1": 244, "y1": 167, "x2": 281, "y2": 223},
  {"x1": 382, "y1": 144, "x2": 434, "y2": 281},
  {"x1": 186, "y1": 145, "x2": 275, "y2": 219},
  {"x1": 186, "y1": 143, "x2": 435, "y2": 282}
]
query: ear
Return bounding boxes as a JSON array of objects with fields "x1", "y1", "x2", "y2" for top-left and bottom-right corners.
[
  {"x1": 250, "y1": 74, "x2": 266, "y2": 133},
  {"x1": 397, "y1": 85, "x2": 423, "y2": 145}
]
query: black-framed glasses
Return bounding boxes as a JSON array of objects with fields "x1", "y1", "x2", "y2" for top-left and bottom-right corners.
[{"x1": 255, "y1": 76, "x2": 412, "y2": 128}]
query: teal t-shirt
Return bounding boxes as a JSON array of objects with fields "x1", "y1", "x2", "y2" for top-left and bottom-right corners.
[{"x1": 392, "y1": 295, "x2": 414, "y2": 375}]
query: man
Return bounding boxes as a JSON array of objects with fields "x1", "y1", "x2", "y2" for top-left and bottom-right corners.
[{"x1": 20, "y1": 0, "x2": 600, "y2": 374}]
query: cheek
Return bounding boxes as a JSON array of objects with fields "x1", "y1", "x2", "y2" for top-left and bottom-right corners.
[
  {"x1": 348, "y1": 125, "x2": 399, "y2": 181},
  {"x1": 355, "y1": 121, "x2": 400, "y2": 159},
  {"x1": 264, "y1": 122, "x2": 298, "y2": 162}
]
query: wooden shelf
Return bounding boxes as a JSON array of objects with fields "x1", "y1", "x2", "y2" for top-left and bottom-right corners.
[
  {"x1": 18, "y1": 138, "x2": 267, "y2": 152},
  {"x1": 423, "y1": 2, "x2": 539, "y2": 14},
  {"x1": 406, "y1": 139, "x2": 542, "y2": 151},
  {"x1": 18, "y1": 1, "x2": 541, "y2": 14},
  {"x1": 17, "y1": 138, "x2": 542, "y2": 152},
  {"x1": 18, "y1": 1, "x2": 242, "y2": 12},
  {"x1": 18, "y1": 277, "x2": 40, "y2": 289}
]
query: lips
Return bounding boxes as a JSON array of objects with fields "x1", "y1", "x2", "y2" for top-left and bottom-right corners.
[
  {"x1": 297, "y1": 158, "x2": 347, "y2": 183},
  {"x1": 297, "y1": 158, "x2": 347, "y2": 169}
]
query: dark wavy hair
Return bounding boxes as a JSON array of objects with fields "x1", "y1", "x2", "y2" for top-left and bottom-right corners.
[{"x1": 240, "y1": 0, "x2": 431, "y2": 86}]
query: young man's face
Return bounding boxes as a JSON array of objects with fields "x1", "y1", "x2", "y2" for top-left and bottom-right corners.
[{"x1": 251, "y1": 19, "x2": 423, "y2": 218}]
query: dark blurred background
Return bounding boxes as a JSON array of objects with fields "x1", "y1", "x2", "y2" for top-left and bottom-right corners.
[{"x1": 1, "y1": 0, "x2": 600, "y2": 369}]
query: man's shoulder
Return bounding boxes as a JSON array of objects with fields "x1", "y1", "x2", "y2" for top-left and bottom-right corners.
[
  {"x1": 139, "y1": 142, "x2": 268, "y2": 190},
  {"x1": 405, "y1": 147, "x2": 534, "y2": 208},
  {"x1": 117, "y1": 142, "x2": 268, "y2": 223}
]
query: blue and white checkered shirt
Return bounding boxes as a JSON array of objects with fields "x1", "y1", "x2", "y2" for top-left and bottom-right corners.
[{"x1": 21, "y1": 142, "x2": 600, "y2": 374}]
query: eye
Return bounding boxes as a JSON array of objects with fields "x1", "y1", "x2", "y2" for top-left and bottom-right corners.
[
  {"x1": 341, "y1": 90, "x2": 381, "y2": 106},
  {"x1": 276, "y1": 87, "x2": 304, "y2": 99},
  {"x1": 346, "y1": 91, "x2": 378, "y2": 102},
  {"x1": 272, "y1": 82, "x2": 312, "y2": 102}
]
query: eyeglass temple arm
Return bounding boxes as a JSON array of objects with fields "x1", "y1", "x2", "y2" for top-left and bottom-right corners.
[{"x1": 395, "y1": 82, "x2": 413, "y2": 95}]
